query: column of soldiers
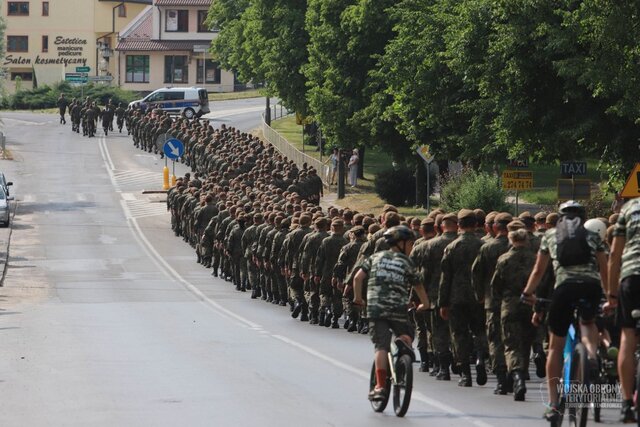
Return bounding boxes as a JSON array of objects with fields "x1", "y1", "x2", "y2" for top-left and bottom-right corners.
[
  {"x1": 62, "y1": 96, "x2": 127, "y2": 138},
  {"x1": 131, "y1": 108, "x2": 620, "y2": 404}
]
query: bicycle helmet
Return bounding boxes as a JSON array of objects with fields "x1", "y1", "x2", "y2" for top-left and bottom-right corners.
[
  {"x1": 558, "y1": 200, "x2": 585, "y2": 218},
  {"x1": 584, "y1": 218, "x2": 607, "y2": 241},
  {"x1": 383, "y1": 225, "x2": 415, "y2": 245}
]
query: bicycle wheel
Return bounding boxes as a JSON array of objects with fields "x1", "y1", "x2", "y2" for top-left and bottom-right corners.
[
  {"x1": 369, "y1": 361, "x2": 390, "y2": 413},
  {"x1": 570, "y1": 343, "x2": 589, "y2": 427},
  {"x1": 393, "y1": 354, "x2": 414, "y2": 417}
]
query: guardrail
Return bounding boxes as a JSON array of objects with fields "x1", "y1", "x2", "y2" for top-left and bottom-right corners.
[{"x1": 261, "y1": 111, "x2": 328, "y2": 183}]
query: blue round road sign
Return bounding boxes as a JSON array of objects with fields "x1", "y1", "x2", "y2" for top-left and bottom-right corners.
[{"x1": 163, "y1": 138, "x2": 184, "y2": 160}]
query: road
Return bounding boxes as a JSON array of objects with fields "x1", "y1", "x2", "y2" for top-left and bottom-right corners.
[{"x1": 0, "y1": 99, "x2": 621, "y2": 426}]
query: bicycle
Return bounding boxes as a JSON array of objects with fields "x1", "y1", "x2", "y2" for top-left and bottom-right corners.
[
  {"x1": 368, "y1": 336, "x2": 415, "y2": 417},
  {"x1": 536, "y1": 298, "x2": 591, "y2": 427}
]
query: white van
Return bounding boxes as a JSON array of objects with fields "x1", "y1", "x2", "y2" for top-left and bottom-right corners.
[{"x1": 129, "y1": 87, "x2": 210, "y2": 119}]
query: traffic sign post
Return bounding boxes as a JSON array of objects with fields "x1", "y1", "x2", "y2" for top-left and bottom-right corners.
[
  {"x1": 416, "y1": 146, "x2": 434, "y2": 210},
  {"x1": 75, "y1": 66, "x2": 91, "y2": 73},
  {"x1": 557, "y1": 179, "x2": 591, "y2": 201},
  {"x1": 502, "y1": 170, "x2": 533, "y2": 215},
  {"x1": 163, "y1": 138, "x2": 184, "y2": 160},
  {"x1": 620, "y1": 163, "x2": 640, "y2": 199}
]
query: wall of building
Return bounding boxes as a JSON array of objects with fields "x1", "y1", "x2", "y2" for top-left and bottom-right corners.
[
  {"x1": 152, "y1": 6, "x2": 215, "y2": 41},
  {"x1": 2, "y1": 1, "x2": 148, "y2": 93},
  {"x1": 117, "y1": 50, "x2": 234, "y2": 94}
]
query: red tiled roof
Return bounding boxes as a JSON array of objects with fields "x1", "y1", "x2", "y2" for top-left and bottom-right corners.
[
  {"x1": 154, "y1": 0, "x2": 211, "y2": 6},
  {"x1": 116, "y1": 39, "x2": 212, "y2": 51}
]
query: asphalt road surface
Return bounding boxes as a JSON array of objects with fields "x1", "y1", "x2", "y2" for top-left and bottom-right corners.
[{"x1": 0, "y1": 99, "x2": 622, "y2": 426}]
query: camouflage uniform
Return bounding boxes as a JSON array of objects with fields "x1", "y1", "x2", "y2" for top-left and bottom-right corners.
[{"x1": 315, "y1": 228, "x2": 347, "y2": 327}]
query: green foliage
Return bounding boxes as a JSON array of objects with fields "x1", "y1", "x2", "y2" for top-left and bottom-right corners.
[
  {"x1": 374, "y1": 167, "x2": 416, "y2": 207},
  {"x1": 6, "y1": 81, "x2": 139, "y2": 110},
  {"x1": 440, "y1": 168, "x2": 508, "y2": 212},
  {"x1": 583, "y1": 186, "x2": 614, "y2": 219}
]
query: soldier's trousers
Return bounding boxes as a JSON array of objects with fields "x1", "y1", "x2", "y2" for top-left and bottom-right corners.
[
  {"x1": 305, "y1": 278, "x2": 320, "y2": 314},
  {"x1": 501, "y1": 301, "x2": 536, "y2": 373},
  {"x1": 431, "y1": 308, "x2": 451, "y2": 354},
  {"x1": 319, "y1": 280, "x2": 342, "y2": 319},
  {"x1": 414, "y1": 310, "x2": 431, "y2": 352},
  {"x1": 274, "y1": 271, "x2": 286, "y2": 301},
  {"x1": 289, "y1": 275, "x2": 305, "y2": 305},
  {"x1": 248, "y1": 263, "x2": 259, "y2": 289},
  {"x1": 449, "y1": 303, "x2": 488, "y2": 366},
  {"x1": 486, "y1": 308, "x2": 506, "y2": 373},
  {"x1": 212, "y1": 247, "x2": 221, "y2": 273},
  {"x1": 342, "y1": 286, "x2": 359, "y2": 322},
  {"x1": 231, "y1": 256, "x2": 242, "y2": 288}
]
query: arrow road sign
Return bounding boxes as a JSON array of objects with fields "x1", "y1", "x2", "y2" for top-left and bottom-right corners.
[{"x1": 163, "y1": 138, "x2": 184, "y2": 160}]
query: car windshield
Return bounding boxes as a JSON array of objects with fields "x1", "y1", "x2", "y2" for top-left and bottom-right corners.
[{"x1": 0, "y1": 191, "x2": 6, "y2": 200}]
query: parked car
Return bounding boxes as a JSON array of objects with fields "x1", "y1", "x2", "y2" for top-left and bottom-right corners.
[
  {"x1": 129, "y1": 87, "x2": 210, "y2": 119},
  {"x1": 0, "y1": 188, "x2": 11, "y2": 227},
  {"x1": 0, "y1": 172, "x2": 13, "y2": 196}
]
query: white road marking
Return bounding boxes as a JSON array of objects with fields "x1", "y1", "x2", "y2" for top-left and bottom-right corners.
[
  {"x1": 121, "y1": 193, "x2": 136, "y2": 201},
  {"x1": 76, "y1": 193, "x2": 87, "y2": 202},
  {"x1": 97, "y1": 117, "x2": 493, "y2": 426}
]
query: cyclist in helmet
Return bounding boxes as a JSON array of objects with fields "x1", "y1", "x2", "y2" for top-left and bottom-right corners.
[
  {"x1": 353, "y1": 225, "x2": 430, "y2": 401},
  {"x1": 522, "y1": 201, "x2": 607, "y2": 421}
]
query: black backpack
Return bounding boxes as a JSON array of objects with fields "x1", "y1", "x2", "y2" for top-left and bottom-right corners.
[{"x1": 556, "y1": 215, "x2": 591, "y2": 266}]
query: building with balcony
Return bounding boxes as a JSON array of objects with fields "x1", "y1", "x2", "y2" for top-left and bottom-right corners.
[
  {"x1": 115, "y1": 0, "x2": 235, "y2": 94},
  {"x1": 2, "y1": 0, "x2": 151, "y2": 93}
]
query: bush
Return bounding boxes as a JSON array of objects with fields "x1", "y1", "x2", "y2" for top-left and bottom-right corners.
[
  {"x1": 7, "y1": 81, "x2": 140, "y2": 109},
  {"x1": 374, "y1": 167, "x2": 416, "y2": 206},
  {"x1": 440, "y1": 167, "x2": 509, "y2": 212}
]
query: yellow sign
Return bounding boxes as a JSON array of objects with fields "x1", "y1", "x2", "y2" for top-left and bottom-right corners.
[
  {"x1": 416, "y1": 145, "x2": 433, "y2": 163},
  {"x1": 620, "y1": 163, "x2": 640, "y2": 198},
  {"x1": 502, "y1": 170, "x2": 533, "y2": 190}
]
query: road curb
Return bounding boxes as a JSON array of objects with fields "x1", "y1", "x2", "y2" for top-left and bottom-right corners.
[{"x1": 0, "y1": 201, "x2": 17, "y2": 287}]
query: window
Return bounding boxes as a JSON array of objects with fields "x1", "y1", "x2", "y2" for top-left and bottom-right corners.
[
  {"x1": 164, "y1": 91, "x2": 185, "y2": 101},
  {"x1": 126, "y1": 55, "x2": 149, "y2": 83},
  {"x1": 117, "y1": 4, "x2": 126, "y2": 18},
  {"x1": 198, "y1": 11, "x2": 216, "y2": 32},
  {"x1": 197, "y1": 59, "x2": 221, "y2": 84},
  {"x1": 7, "y1": 36, "x2": 28, "y2": 52},
  {"x1": 11, "y1": 72, "x2": 33, "y2": 81},
  {"x1": 164, "y1": 56, "x2": 188, "y2": 83},
  {"x1": 8, "y1": 2, "x2": 29, "y2": 16},
  {"x1": 166, "y1": 10, "x2": 188, "y2": 32},
  {"x1": 42, "y1": 1, "x2": 49, "y2": 16},
  {"x1": 42, "y1": 35, "x2": 48, "y2": 52}
]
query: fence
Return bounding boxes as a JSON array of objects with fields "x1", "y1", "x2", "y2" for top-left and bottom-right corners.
[{"x1": 261, "y1": 109, "x2": 328, "y2": 183}]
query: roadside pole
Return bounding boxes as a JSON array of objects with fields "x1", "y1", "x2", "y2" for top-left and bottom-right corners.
[{"x1": 337, "y1": 149, "x2": 345, "y2": 199}]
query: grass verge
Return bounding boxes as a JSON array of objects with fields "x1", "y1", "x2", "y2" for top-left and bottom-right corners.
[{"x1": 208, "y1": 89, "x2": 263, "y2": 101}]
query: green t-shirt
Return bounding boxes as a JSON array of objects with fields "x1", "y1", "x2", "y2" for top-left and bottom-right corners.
[
  {"x1": 539, "y1": 225, "x2": 605, "y2": 288},
  {"x1": 613, "y1": 198, "x2": 640, "y2": 281},
  {"x1": 360, "y1": 250, "x2": 419, "y2": 322}
]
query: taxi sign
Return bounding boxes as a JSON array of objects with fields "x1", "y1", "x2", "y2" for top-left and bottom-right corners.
[
  {"x1": 416, "y1": 145, "x2": 433, "y2": 163},
  {"x1": 620, "y1": 163, "x2": 640, "y2": 198},
  {"x1": 501, "y1": 170, "x2": 533, "y2": 191}
]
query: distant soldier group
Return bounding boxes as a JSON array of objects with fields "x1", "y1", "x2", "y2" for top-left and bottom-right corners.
[{"x1": 59, "y1": 94, "x2": 126, "y2": 137}]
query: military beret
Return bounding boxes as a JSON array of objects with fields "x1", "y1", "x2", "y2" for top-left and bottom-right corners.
[
  {"x1": 546, "y1": 212, "x2": 559, "y2": 226},
  {"x1": 435, "y1": 214, "x2": 445, "y2": 226},
  {"x1": 458, "y1": 209, "x2": 475, "y2": 221},
  {"x1": 421, "y1": 217, "x2": 435, "y2": 226},
  {"x1": 485, "y1": 211, "x2": 498, "y2": 224},
  {"x1": 534, "y1": 211, "x2": 547, "y2": 222},
  {"x1": 350, "y1": 225, "x2": 366, "y2": 236},
  {"x1": 518, "y1": 211, "x2": 535, "y2": 222},
  {"x1": 473, "y1": 209, "x2": 486, "y2": 221},
  {"x1": 509, "y1": 228, "x2": 529, "y2": 242},
  {"x1": 331, "y1": 219, "x2": 345, "y2": 228},
  {"x1": 442, "y1": 213, "x2": 458, "y2": 223},
  {"x1": 383, "y1": 204, "x2": 398, "y2": 213},
  {"x1": 507, "y1": 220, "x2": 526, "y2": 231},
  {"x1": 495, "y1": 212, "x2": 513, "y2": 224},
  {"x1": 281, "y1": 218, "x2": 292, "y2": 228},
  {"x1": 315, "y1": 217, "x2": 329, "y2": 228}
]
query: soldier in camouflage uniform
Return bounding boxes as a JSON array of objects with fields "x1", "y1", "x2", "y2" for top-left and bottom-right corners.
[
  {"x1": 491, "y1": 227, "x2": 536, "y2": 401},
  {"x1": 439, "y1": 209, "x2": 488, "y2": 387},
  {"x1": 242, "y1": 213, "x2": 264, "y2": 291},
  {"x1": 315, "y1": 219, "x2": 347, "y2": 328},
  {"x1": 287, "y1": 214, "x2": 314, "y2": 321},
  {"x1": 334, "y1": 226, "x2": 366, "y2": 332},
  {"x1": 300, "y1": 217, "x2": 330, "y2": 325},
  {"x1": 271, "y1": 217, "x2": 291, "y2": 306},
  {"x1": 353, "y1": 225, "x2": 429, "y2": 402},
  {"x1": 226, "y1": 212, "x2": 248, "y2": 291},
  {"x1": 472, "y1": 212, "x2": 512, "y2": 394}
]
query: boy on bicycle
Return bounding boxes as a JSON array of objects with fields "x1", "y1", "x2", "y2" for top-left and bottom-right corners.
[
  {"x1": 521, "y1": 201, "x2": 608, "y2": 422},
  {"x1": 353, "y1": 225, "x2": 429, "y2": 401},
  {"x1": 608, "y1": 196, "x2": 640, "y2": 423}
]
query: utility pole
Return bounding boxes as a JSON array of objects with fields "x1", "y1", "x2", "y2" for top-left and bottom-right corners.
[
  {"x1": 265, "y1": 96, "x2": 271, "y2": 126},
  {"x1": 337, "y1": 149, "x2": 346, "y2": 199}
]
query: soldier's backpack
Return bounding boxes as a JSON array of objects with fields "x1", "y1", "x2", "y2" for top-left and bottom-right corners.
[{"x1": 555, "y1": 215, "x2": 591, "y2": 266}]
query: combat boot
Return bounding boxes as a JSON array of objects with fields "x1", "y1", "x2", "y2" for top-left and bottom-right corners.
[
  {"x1": 436, "y1": 353, "x2": 451, "y2": 381},
  {"x1": 475, "y1": 357, "x2": 487, "y2": 386},
  {"x1": 347, "y1": 320, "x2": 358, "y2": 332},
  {"x1": 331, "y1": 317, "x2": 340, "y2": 329},
  {"x1": 308, "y1": 311, "x2": 317, "y2": 325},
  {"x1": 458, "y1": 364, "x2": 472, "y2": 387},
  {"x1": 291, "y1": 300, "x2": 302, "y2": 319},
  {"x1": 261, "y1": 287, "x2": 268, "y2": 300},
  {"x1": 360, "y1": 322, "x2": 369, "y2": 334},
  {"x1": 266, "y1": 290, "x2": 273, "y2": 303},
  {"x1": 430, "y1": 353, "x2": 440, "y2": 377},
  {"x1": 419, "y1": 349, "x2": 429, "y2": 373},
  {"x1": 343, "y1": 317, "x2": 351, "y2": 330},
  {"x1": 318, "y1": 309, "x2": 326, "y2": 326},
  {"x1": 494, "y1": 368, "x2": 508, "y2": 395},
  {"x1": 513, "y1": 370, "x2": 526, "y2": 401},
  {"x1": 300, "y1": 307, "x2": 309, "y2": 322},
  {"x1": 323, "y1": 308, "x2": 332, "y2": 327}
]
